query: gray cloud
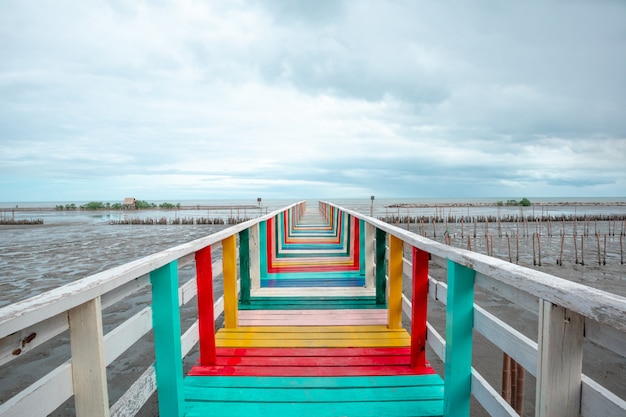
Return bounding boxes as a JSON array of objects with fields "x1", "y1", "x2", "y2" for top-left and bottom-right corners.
[{"x1": 0, "y1": 0, "x2": 624, "y2": 201}]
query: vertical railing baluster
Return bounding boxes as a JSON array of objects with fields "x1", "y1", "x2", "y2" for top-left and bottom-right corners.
[
  {"x1": 444, "y1": 260, "x2": 475, "y2": 417},
  {"x1": 239, "y1": 229, "x2": 251, "y2": 305},
  {"x1": 388, "y1": 235, "x2": 403, "y2": 329},
  {"x1": 195, "y1": 246, "x2": 215, "y2": 366},
  {"x1": 365, "y1": 223, "x2": 376, "y2": 288},
  {"x1": 259, "y1": 220, "x2": 268, "y2": 282},
  {"x1": 411, "y1": 247, "x2": 429, "y2": 368},
  {"x1": 359, "y1": 219, "x2": 366, "y2": 278},
  {"x1": 536, "y1": 300, "x2": 584, "y2": 417},
  {"x1": 250, "y1": 223, "x2": 261, "y2": 291},
  {"x1": 375, "y1": 228, "x2": 387, "y2": 305},
  {"x1": 150, "y1": 261, "x2": 184, "y2": 417},
  {"x1": 223, "y1": 235, "x2": 238, "y2": 328},
  {"x1": 68, "y1": 296, "x2": 110, "y2": 417}
]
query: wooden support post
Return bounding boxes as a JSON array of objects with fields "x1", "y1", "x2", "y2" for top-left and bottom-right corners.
[
  {"x1": 365, "y1": 223, "x2": 375, "y2": 288},
  {"x1": 359, "y1": 219, "x2": 366, "y2": 277},
  {"x1": 375, "y1": 228, "x2": 387, "y2": 305},
  {"x1": 388, "y1": 235, "x2": 403, "y2": 329},
  {"x1": 69, "y1": 297, "x2": 110, "y2": 417},
  {"x1": 249, "y1": 223, "x2": 261, "y2": 290},
  {"x1": 444, "y1": 260, "x2": 475, "y2": 417},
  {"x1": 195, "y1": 246, "x2": 215, "y2": 366},
  {"x1": 259, "y1": 220, "x2": 268, "y2": 281},
  {"x1": 536, "y1": 301, "x2": 584, "y2": 417},
  {"x1": 239, "y1": 229, "x2": 251, "y2": 305},
  {"x1": 502, "y1": 353, "x2": 512, "y2": 403},
  {"x1": 150, "y1": 261, "x2": 184, "y2": 417},
  {"x1": 223, "y1": 234, "x2": 238, "y2": 328},
  {"x1": 411, "y1": 247, "x2": 429, "y2": 368},
  {"x1": 515, "y1": 362, "x2": 525, "y2": 415}
]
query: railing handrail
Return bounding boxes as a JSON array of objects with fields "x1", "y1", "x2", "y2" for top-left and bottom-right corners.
[
  {"x1": 325, "y1": 201, "x2": 626, "y2": 333},
  {"x1": 0, "y1": 201, "x2": 303, "y2": 339}
]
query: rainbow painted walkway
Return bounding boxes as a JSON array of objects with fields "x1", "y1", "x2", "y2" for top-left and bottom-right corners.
[{"x1": 184, "y1": 204, "x2": 444, "y2": 416}]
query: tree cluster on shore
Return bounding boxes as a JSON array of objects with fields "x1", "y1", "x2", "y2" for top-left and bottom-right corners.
[{"x1": 497, "y1": 198, "x2": 532, "y2": 207}]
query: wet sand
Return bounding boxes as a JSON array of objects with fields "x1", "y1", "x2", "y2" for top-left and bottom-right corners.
[{"x1": 0, "y1": 215, "x2": 624, "y2": 416}]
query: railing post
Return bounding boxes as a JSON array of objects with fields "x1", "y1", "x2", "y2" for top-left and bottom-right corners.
[
  {"x1": 375, "y1": 228, "x2": 387, "y2": 305},
  {"x1": 195, "y1": 246, "x2": 215, "y2": 366},
  {"x1": 411, "y1": 247, "x2": 429, "y2": 368},
  {"x1": 536, "y1": 301, "x2": 584, "y2": 417},
  {"x1": 250, "y1": 223, "x2": 261, "y2": 291},
  {"x1": 68, "y1": 296, "x2": 110, "y2": 417},
  {"x1": 223, "y1": 234, "x2": 239, "y2": 328},
  {"x1": 359, "y1": 219, "x2": 366, "y2": 278},
  {"x1": 259, "y1": 220, "x2": 268, "y2": 283},
  {"x1": 388, "y1": 235, "x2": 403, "y2": 329},
  {"x1": 239, "y1": 229, "x2": 251, "y2": 305},
  {"x1": 150, "y1": 260, "x2": 184, "y2": 417},
  {"x1": 444, "y1": 260, "x2": 476, "y2": 417},
  {"x1": 365, "y1": 223, "x2": 376, "y2": 288}
]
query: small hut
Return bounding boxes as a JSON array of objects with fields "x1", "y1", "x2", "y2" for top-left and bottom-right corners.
[{"x1": 122, "y1": 197, "x2": 136, "y2": 210}]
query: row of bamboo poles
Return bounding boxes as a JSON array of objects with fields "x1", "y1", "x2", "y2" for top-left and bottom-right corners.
[
  {"x1": 381, "y1": 216, "x2": 626, "y2": 237},
  {"x1": 468, "y1": 231, "x2": 622, "y2": 266},
  {"x1": 395, "y1": 217, "x2": 626, "y2": 266},
  {"x1": 108, "y1": 216, "x2": 252, "y2": 225},
  {"x1": 0, "y1": 218, "x2": 44, "y2": 225}
]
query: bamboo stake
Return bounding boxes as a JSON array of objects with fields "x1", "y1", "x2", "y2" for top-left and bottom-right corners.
[
  {"x1": 581, "y1": 235, "x2": 585, "y2": 266},
  {"x1": 510, "y1": 358, "x2": 518, "y2": 407},
  {"x1": 467, "y1": 235, "x2": 472, "y2": 251},
  {"x1": 603, "y1": 234, "x2": 607, "y2": 265},
  {"x1": 516, "y1": 233, "x2": 519, "y2": 264},
  {"x1": 537, "y1": 232, "x2": 542, "y2": 266},
  {"x1": 513, "y1": 363, "x2": 526, "y2": 416},
  {"x1": 558, "y1": 234, "x2": 565, "y2": 266},
  {"x1": 596, "y1": 233, "x2": 602, "y2": 266},
  {"x1": 574, "y1": 234, "x2": 579, "y2": 264},
  {"x1": 533, "y1": 233, "x2": 537, "y2": 266},
  {"x1": 507, "y1": 234, "x2": 512, "y2": 263}
]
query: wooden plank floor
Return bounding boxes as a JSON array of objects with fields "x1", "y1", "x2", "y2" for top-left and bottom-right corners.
[
  {"x1": 184, "y1": 375, "x2": 444, "y2": 417},
  {"x1": 183, "y1": 205, "x2": 443, "y2": 416},
  {"x1": 185, "y1": 311, "x2": 444, "y2": 416}
]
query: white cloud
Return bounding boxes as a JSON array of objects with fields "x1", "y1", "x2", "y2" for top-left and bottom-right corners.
[{"x1": 0, "y1": 0, "x2": 625, "y2": 201}]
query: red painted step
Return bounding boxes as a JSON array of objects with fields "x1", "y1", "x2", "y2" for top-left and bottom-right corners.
[{"x1": 189, "y1": 347, "x2": 436, "y2": 377}]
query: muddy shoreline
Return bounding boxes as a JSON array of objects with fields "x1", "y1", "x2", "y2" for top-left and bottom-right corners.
[{"x1": 0, "y1": 209, "x2": 624, "y2": 416}]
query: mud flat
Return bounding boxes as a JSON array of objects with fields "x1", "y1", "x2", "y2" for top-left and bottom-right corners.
[{"x1": 0, "y1": 214, "x2": 623, "y2": 416}]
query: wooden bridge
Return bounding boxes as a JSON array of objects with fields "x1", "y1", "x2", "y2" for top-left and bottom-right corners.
[{"x1": 0, "y1": 201, "x2": 624, "y2": 416}]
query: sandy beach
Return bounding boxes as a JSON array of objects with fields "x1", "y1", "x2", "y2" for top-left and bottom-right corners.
[{"x1": 0, "y1": 202, "x2": 624, "y2": 416}]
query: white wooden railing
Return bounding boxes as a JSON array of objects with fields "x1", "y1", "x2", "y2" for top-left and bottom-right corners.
[
  {"x1": 329, "y1": 202, "x2": 626, "y2": 417},
  {"x1": 0, "y1": 203, "x2": 302, "y2": 417}
]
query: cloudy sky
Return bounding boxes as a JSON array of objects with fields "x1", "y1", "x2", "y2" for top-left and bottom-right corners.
[{"x1": 1, "y1": 1, "x2": 625, "y2": 202}]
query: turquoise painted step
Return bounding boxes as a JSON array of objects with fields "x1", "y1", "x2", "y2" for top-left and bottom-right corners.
[
  {"x1": 239, "y1": 296, "x2": 387, "y2": 310},
  {"x1": 184, "y1": 375, "x2": 444, "y2": 417}
]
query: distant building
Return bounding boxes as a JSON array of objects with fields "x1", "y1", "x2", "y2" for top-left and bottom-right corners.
[{"x1": 122, "y1": 197, "x2": 136, "y2": 210}]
